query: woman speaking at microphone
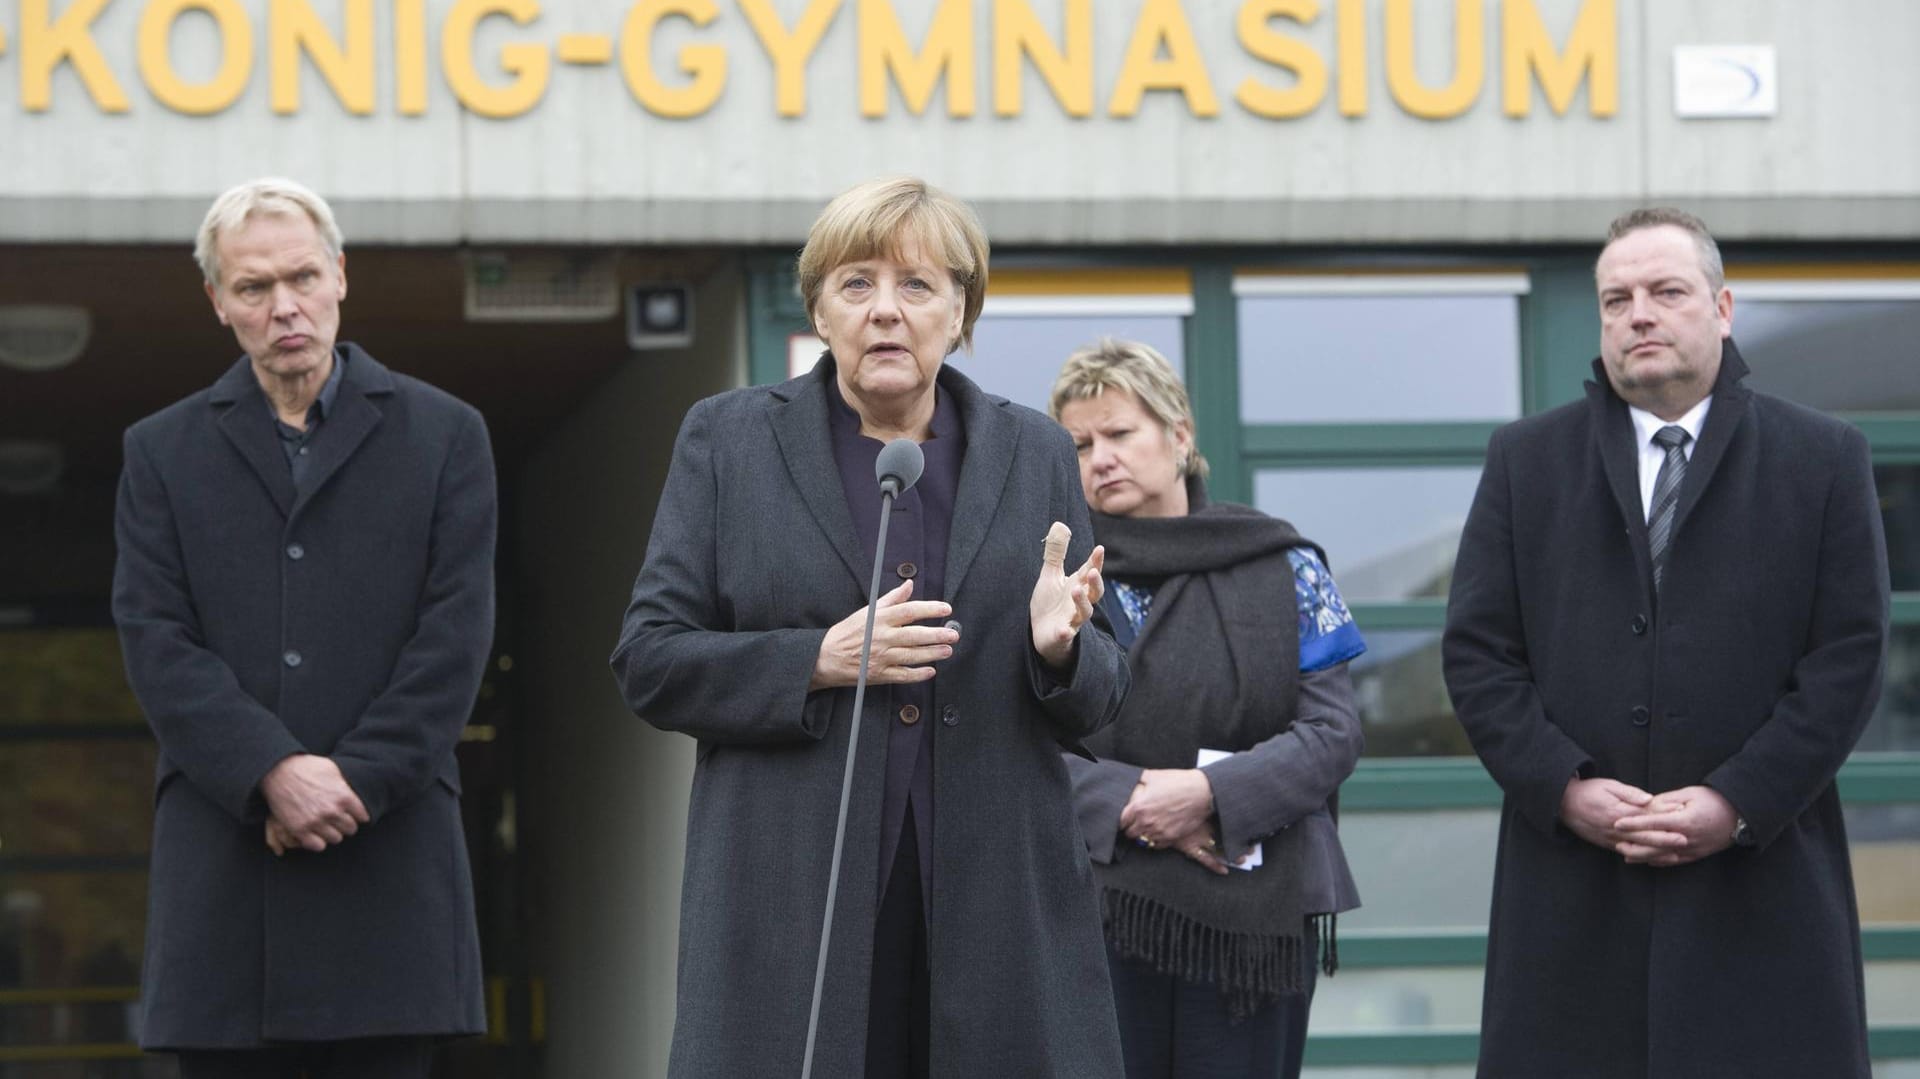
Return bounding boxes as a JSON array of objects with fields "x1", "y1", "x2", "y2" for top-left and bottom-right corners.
[
  {"x1": 1051, "y1": 340, "x2": 1366, "y2": 1079},
  {"x1": 612, "y1": 177, "x2": 1129, "y2": 1079}
]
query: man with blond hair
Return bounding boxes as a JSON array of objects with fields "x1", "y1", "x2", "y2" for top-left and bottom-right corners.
[
  {"x1": 113, "y1": 178, "x2": 494, "y2": 1077},
  {"x1": 1444, "y1": 208, "x2": 1888, "y2": 1077}
]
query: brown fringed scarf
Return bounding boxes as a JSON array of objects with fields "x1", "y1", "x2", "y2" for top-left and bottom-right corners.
[{"x1": 1086, "y1": 478, "x2": 1337, "y2": 1019}]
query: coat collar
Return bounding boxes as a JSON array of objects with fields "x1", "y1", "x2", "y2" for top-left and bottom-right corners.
[
  {"x1": 767, "y1": 356, "x2": 1021, "y2": 599},
  {"x1": 1586, "y1": 338, "x2": 1753, "y2": 588},
  {"x1": 209, "y1": 342, "x2": 396, "y2": 521}
]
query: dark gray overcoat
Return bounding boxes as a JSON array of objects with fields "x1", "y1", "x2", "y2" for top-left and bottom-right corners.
[
  {"x1": 1442, "y1": 343, "x2": 1889, "y2": 1078},
  {"x1": 611, "y1": 360, "x2": 1130, "y2": 1078},
  {"x1": 112, "y1": 346, "x2": 493, "y2": 1047}
]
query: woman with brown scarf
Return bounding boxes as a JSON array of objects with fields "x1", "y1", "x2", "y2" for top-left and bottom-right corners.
[{"x1": 1051, "y1": 338, "x2": 1367, "y2": 1079}]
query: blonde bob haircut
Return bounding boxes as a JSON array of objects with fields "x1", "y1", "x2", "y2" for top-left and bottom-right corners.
[
  {"x1": 796, "y1": 176, "x2": 989, "y2": 353},
  {"x1": 195, "y1": 177, "x2": 344, "y2": 287},
  {"x1": 1049, "y1": 337, "x2": 1210, "y2": 480}
]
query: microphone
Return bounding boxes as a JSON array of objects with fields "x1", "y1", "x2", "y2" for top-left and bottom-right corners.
[
  {"x1": 876, "y1": 437, "x2": 924, "y2": 498},
  {"x1": 801, "y1": 437, "x2": 922, "y2": 1079}
]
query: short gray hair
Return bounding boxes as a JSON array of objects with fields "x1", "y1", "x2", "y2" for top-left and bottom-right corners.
[
  {"x1": 1049, "y1": 337, "x2": 1208, "y2": 479},
  {"x1": 195, "y1": 178, "x2": 344, "y2": 286},
  {"x1": 1601, "y1": 207, "x2": 1725, "y2": 292}
]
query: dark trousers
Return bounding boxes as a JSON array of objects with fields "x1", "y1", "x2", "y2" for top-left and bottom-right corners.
[
  {"x1": 175, "y1": 1036, "x2": 435, "y2": 1079},
  {"x1": 866, "y1": 804, "x2": 930, "y2": 1079},
  {"x1": 1107, "y1": 941, "x2": 1316, "y2": 1079}
]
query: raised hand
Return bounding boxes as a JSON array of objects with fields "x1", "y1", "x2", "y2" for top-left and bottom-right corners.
[
  {"x1": 811, "y1": 579, "x2": 960, "y2": 691},
  {"x1": 1029, "y1": 521, "x2": 1105, "y2": 670}
]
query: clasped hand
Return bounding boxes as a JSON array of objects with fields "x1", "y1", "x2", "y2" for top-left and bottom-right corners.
[
  {"x1": 1122, "y1": 769, "x2": 1239, "y2": 875},
  {"x1": 260, "y1": 753, "x2": 370, "y2": 855},
  {"x1": 1560, "y1": 777, "x2": 1737, "y2": 867}
]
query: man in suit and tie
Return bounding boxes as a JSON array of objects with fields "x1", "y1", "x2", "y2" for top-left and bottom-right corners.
[
  {"x1": 1443, "y1": 208, "x2": 1889, "y2": 1078},
  {"x1": 113, "y1": 178, "x2": 495, "y2": 1077}
]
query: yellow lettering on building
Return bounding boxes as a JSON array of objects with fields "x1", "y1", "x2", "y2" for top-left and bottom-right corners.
[
  {"x1": 740, "y1": 0, "x2": 840, "y2": 118},
  {"x1": 1335, "y1": 0, "x2": 1365, "y2": 115},
  {"x1": 1384, "y1": 0, "x2": 1481, "y2": 119},
  {"x1": 621, "y1": 0, "x2": 726, "y2": 118},
  {"x1": 859, "y1": 0, "x2": 975, "y2": 117},
  {"x1": 138, "y1": 0, "x2": 254, "y2": 115},
  {"x1": 442, "y1": 0, "x2": 549, "y2": 119},
  {"x1": 396, "y1": 0, "x2": 429, "y2": 114},
  {"x1": 1235, "y1": 0, "x2": 1325, "y2": 120},
  {"x1": 1110, "y1": 0, "x2": 1219, "y2": 118},
  {"x1": 993, "y1": 0, "x2": 1092, "y2": 118},
  {"x1": 271, "y1": 0, "x2": 375, "y2": 115},
  {"x1": 1504, "y1": 0, "x2": 1615, "y2": 117},
  {"x1": 21, "y1": 0, "x2": 128, "y2": 112}
]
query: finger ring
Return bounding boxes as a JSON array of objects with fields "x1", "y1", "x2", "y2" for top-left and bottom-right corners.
[
  {"x1": 1144, "y1": 838, "x2": 1156, "y2": 849},
  {"x1": 1134, "y1": 836, "x2": 1148, "y2": 848}
]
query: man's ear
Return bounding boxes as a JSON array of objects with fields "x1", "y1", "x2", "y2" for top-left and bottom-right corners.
[{"x1": 205, "y1": 280, "x2": 228, "y2": 326}]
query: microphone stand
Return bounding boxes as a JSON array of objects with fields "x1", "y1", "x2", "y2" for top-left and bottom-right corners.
[{"x1": 800, "y1": 475, "x2": 905, "y2": 1079}]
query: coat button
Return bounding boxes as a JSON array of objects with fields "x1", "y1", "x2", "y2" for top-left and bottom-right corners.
[
  {"x1": 286, "y1": 543, "x2": 305, "y2": 560},
  {"x1": 1630, "y1": 705, "x2": 1649, "y2": 726},
  {"x1": 1630, "y1": 614, "x2": 1647, "y2": 635},
  {"x1": 941, "y1": 705, "x2": 958, "y2": 727},
  {"x1": 896, "y1": 561, "x2": 918, "y2": 579},
  {"x1": 943, "y1": 620, "x2": 961, "y2": 635},
  {"x1": 283, "y1": 650, "x2": 303, "y2": 669},
  {"x1": 899, "y1": 704, "x2": 921, "y2": 725}
]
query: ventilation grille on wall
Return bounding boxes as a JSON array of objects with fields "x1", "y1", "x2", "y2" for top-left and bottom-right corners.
[
  {"x1": 0, "y1": 305, "x2": 91, "y2": 371},
  {"x1": 463, "y1": 251, "x2": 619, "y2": 322}
]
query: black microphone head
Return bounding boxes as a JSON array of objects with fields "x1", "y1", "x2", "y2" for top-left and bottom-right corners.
[{"x1": 876, "y1": 438, "x2": 925, "y2": 497}]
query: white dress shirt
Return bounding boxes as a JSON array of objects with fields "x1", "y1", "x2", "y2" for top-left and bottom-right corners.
[{"x1": 1628, "y1": 396, "x2": 1712, "y2": 521}]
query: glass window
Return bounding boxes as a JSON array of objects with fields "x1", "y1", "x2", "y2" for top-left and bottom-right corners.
[
  {"x1": 1730, "y1": 286, "x2": 1920, "y2": 414},
  {"x1": 1336, "y1": 810, "x2": 1498, "y2": 931},
  {"x1": 1850, "y1": 804, "x2": 1920, "y2": 926},
  {"x1": 965, "y1": 313, "x2": 1186, "y2": 417},
  {"x1": 1303, "y1": 1070, "x2": 1477, "y2": 1079},
  {"x1": 1255, "y1": 467, "x2": 1482, "y2": 604},
  {"x1": 1857, "y1": 625, "x2": 1920, "y2": 754},
  {"x1": 1349, "y1": 630, "x2": 1469, "y2": 758},
  {"x1": 1236, "y1": 276, "x2": 1525, "y2": 425},
  {"x1": 1880, "y1": 465, "x2": 1918, "y2": 594},
  {"x1": 0, "y1": 627, "x2": 143, "y2": 725},
  {"x1": 1297, "y1": 1059, "x2": 1474, "y2": 1067},
  {"x1": 1308, "y1": 967, "x2": 1485, "y2": 1034}
]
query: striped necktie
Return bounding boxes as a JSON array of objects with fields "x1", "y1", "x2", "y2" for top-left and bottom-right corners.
[{"x1": 1648, "y1": 425, "x2": 1691, "y2": 593}]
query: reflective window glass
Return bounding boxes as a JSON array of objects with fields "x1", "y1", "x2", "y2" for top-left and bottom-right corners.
[
  {"x1": 1336, "y1": 810, "x2": 1497, "y2": 931},
  {"x1": 1254, "y1": 467, "x2": 1482, "y2": 604},
  {"x1": 1237, "y1": 289, "x2": 1522, "y2": 424},
  {"x1": 1733, "y1": 294, "x2": 1920, "y2": 414},
  {"x1": 1850, "y1": 803, "x2": 1920, "y2": 927},
  {"x1": 1857, "y1": 625, "x2": 1920, "y2": 753},
  {"x1": 1349, "y1": 630, "x2": 1469, "y2": 758},
  {"x1": 1308, "y1": 967, "x2": 1484, "y2": 1034},
  {"x1": 964, "y1": 314, "x2": 1185, "y2": 416},
  {"x1": 1880, "y1": 465, "x2": 1918, "y2": 594}
]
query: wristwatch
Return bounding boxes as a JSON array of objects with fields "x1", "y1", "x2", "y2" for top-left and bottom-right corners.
[{"x1": 1731, "y1": 816, "x2": 1756, "y2": 848}]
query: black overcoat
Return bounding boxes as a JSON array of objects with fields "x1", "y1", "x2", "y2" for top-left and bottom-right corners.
[
  {"x1": 1442, "y1": 343, "x2": 1889, "y2": 1078},
  {"x1": 112, "y1": 346, "x2": 494, "y2": 1047},
  {"x1": 611, "y1": 360, "x2": 1130, "y2": 1078}
]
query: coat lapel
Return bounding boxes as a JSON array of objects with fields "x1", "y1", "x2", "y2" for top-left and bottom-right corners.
[
  {"x1": 290, "y1": 345, "x2": 392, "y2": 522},
  {"x1": 1586, "y1": 364, "x2": 1655, "y2": 593},
  {"x1": 1667, "y1": 340, "x2": 1752, "y2": 541},
  {"x1": 941, "y1": 367, "x2": 1020, "y2": 601},
  {"x1": 769, "y1": 364, "x2": 868, "y2": 591},
  {"x1": 209, "y1": 358, "x2": 294, "y2": 519}
]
